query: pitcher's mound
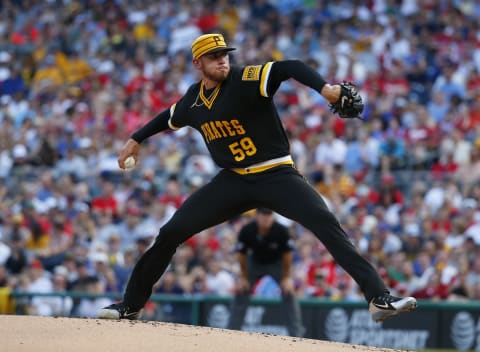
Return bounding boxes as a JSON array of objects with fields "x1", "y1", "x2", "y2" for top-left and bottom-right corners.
[{"x1": 2, "y1": 315, "x2": 403, "y2": 352}]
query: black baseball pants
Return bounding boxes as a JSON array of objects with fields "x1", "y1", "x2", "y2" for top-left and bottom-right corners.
[{"x1": 124, "y1": 165, "x2": 387, "y2": 310}]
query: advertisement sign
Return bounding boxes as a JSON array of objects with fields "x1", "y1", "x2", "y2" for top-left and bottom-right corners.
[
  {"x1": 441, "y1": 310, "x2": 480, "y2": 351},
  {"x1": 203, "y1": 302, "x2": 289, "y2": 336},
  {"x1": 316, "y1": 306, "x2": 432, "y2": 350},
  {"x1": 199, "y1": 299, "x2": 448, "y2": 349}
]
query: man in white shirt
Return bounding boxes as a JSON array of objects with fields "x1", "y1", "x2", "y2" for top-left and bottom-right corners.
[{"x1": 205, "y1": 257, "x2": 235, "y2": 296}]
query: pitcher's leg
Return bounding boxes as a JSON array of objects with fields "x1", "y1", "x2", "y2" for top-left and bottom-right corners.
[
  {"x1": 259, "y1": 168, "x2": 386, "y2": 301},
  {"x1": 124, "y1": 171, "x2": 253, "y2": 309}
]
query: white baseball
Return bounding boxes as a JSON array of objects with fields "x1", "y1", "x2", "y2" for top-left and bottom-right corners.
[{"x1": 124, "y1": 156, "x2": 136, "y2": 169}]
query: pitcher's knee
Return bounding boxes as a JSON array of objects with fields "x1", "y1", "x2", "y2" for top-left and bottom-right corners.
[
  {"x1": 153, "y1": 225, "x2": 183, "y2": 252},
  {"x1": 322, "y1": 208, "x2": 340, "y2": 223},
  {"x1": 308, "y1": 206, "x2": 339, "y2": 225}
]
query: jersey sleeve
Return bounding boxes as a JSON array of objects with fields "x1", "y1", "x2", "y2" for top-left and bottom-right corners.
[
  {"x1": 168, "y1": 98, "x2": 190, "y2": 130},
  {"x1": 167, "y1": 103, "x2": 181, "y2": 130},
  {"x1": 239, "y1": 62, "x2": 274, "y2": 98},
  {"x1": 168, "y1": 87, "x2": 197, "y2": 129},
  {"x1": 259, "y1": 62, "x2": 274, "y2": 97},
  {"x1": 241, "y1": 60, "x2": 325, "y2": 98}
]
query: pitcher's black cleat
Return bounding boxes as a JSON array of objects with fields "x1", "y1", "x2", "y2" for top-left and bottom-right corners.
[
  {"x1": 369, "y1": 293, "x2": 417, "y2": 322},
  {"x1": 98, "y1": 302, "x2": 141, "y2": 320}
]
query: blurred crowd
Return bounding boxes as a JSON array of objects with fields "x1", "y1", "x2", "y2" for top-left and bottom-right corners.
[{"x1": 1, "y1": 0, "x2": 480, "y2": 320}]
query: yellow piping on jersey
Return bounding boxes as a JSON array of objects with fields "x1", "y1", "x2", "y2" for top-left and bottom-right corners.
[
  {"x1": 199, "y1": 80, "x2": 221, "y2": 109},
  {"x1": 231, "y1": 155, "x2": 293, "y2": 175},
  {"x1": 168, "y1": 103, "x2": 180, "y2": 130},
  {"x1": 260, "y1": 61, "x2": 274, "y2": 97}
]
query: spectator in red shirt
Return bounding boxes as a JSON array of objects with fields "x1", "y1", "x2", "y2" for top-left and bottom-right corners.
[
  {"x1": 431, "y1": 153, "x2": 458, "y2": 181},
  {"x1": 91, "y1": 180, "x2": 118, "y2": 217},
  {"x1": 305, "y1": 245, "x2": 337, "y2": 297},
  {"x1": 375, "y1": 173, "x2": 404, "y2": 208},
  {"x1": 411, "y1": 271, "x2": 450, "y2": 300}
]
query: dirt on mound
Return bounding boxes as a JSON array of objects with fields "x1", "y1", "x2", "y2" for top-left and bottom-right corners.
[{"x1": 2, "y1": 315, "x2": 406, "y2": 352}]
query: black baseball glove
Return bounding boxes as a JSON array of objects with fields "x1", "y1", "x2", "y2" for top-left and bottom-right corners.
[{"x1": 329, "y1": 82, "x2": 364, "y2": 119}]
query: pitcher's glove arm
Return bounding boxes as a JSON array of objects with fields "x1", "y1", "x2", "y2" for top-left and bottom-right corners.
[{"x1": 329, "y1": 82, "x2": 364, "y2": 119}]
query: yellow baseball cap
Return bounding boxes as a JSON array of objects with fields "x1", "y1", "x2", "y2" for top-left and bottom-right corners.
[{"x1": 191, "y1": 33, "x2": 236, "y2": 59}]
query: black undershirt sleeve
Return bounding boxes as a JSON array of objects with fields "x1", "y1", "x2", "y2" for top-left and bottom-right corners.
[
  {"x1": 267, "y1": 59, "x2": 327, "y2": 97},
  {"x1": 130, "y1": 108, "x2": 170, "y2": 143}
]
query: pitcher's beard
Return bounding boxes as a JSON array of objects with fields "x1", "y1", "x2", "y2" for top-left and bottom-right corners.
[{"x1": 204, "y1": 69, "x2": 229, "y2": 83}]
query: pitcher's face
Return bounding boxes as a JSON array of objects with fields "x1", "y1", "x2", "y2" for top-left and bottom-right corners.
[{"x1": 194, "y1": 51, "x2": 230, "y2": 82}]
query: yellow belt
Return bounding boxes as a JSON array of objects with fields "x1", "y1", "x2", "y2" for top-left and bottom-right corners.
[{"x1": 231, "y1": 156, "x2": 294, "y2": 175}]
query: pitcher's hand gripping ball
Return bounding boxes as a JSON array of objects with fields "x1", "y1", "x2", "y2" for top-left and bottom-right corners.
[{"x1": 124, "y1": 156, "x2": 136, "y2": 169}]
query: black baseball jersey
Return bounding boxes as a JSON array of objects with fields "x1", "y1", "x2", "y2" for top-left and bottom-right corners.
[
  {"x1": 168, "y1": 63, "x2": 290, "y2": 168},
  {"x1": 234, "y1": 220, "x2": 294, "y2": 264}
]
